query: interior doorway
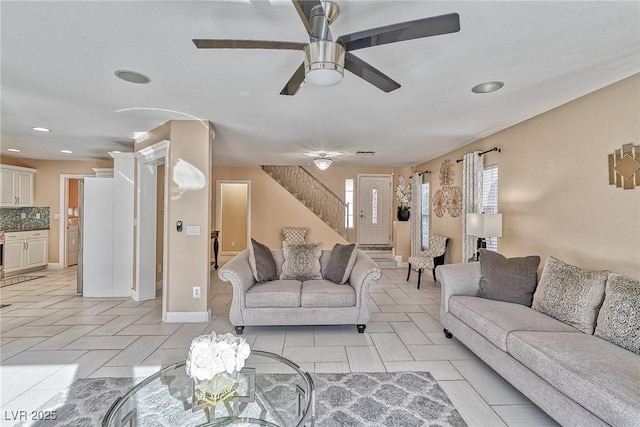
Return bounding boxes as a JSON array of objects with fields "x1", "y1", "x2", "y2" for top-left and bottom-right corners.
[
  {"x1": 59, "y1": 173, "x2": 92, "y2": 271},
  {"x1": 357, "y1": 174, "x2": 393, "y2": 246},
  {"x1": 216, "y1": 181, "x2": 250, "y2": 257}
]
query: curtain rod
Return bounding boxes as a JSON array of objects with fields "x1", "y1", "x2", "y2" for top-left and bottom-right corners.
[
  {"x1": 456, "y1": 147, "x2": 501, "y2": 163},
  {"x1": 409, "y1": 170, "x2": 431, "y2": 178}
]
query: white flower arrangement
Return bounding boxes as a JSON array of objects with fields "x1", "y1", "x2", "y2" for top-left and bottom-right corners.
[
  {"x1": 185, "y1": 332, "x2": 251, "y2": 382},
  {"x1": 396, "y1": 176, "x2": 412, "y2": 210}
]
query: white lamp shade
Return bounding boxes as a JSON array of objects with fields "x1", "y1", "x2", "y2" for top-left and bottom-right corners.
[{"x1": 466, "y1": 213, "x2": 502, "y2": 237}]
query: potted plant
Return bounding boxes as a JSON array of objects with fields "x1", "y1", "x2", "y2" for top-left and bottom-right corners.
[{"x1": 396, "y1": 176, "x2": 412, "y2": 221}]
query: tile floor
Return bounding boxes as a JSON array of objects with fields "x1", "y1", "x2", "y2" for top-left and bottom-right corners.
[{"x1": 0, "y1": 264, "x2": 558, "y2": 427}]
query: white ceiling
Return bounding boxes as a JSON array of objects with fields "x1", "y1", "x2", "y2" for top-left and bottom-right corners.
[{"x1": 2, "y1": 1, "x2": 639, "y2": 167}]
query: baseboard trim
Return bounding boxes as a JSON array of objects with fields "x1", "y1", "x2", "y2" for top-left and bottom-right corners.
[
  {"x1": 47, "y1": 263, "x2": 61, "y2": 270},
  {"x1": 131, "y1": 288, "x2": 139, "y2": 301},
  {"x1": 163, "y1": 309, "x2": 211, "y2": 323}
]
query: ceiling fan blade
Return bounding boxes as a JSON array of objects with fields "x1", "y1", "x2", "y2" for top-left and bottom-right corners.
[
  {"x1": 292, "y1": 0, "x2": 322, "y2": 35},
  {"x1": 338, "y1": 13, "x2": 460, "y2": 52},
  {"x1": 193, "y1": 39, "x2": 306, "y2": 50},
  {"x1": 344, "y1": 52, "x2": 401, "y2": 93},
  {"x1": 280, "y1": 63, "x2": 306, "y2": 96}
]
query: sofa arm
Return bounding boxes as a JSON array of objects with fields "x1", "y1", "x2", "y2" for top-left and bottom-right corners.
[
  {"x1": 438, "y1": 263, "x2": 481, "y2": 324},
  {"x1": 218, "y1": 250, "x2": 256, "y2": 323},
  {"x1": 349, "y1": 250, "x2": 381, "y2": 315}
]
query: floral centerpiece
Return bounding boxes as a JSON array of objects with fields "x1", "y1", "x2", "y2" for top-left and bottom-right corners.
[
  {"x1": 396, "y1": 176, "x2": 412, "y2": 221},
  {"x1": 186, "y1": 331, "x2": 251, "y2": 407}
]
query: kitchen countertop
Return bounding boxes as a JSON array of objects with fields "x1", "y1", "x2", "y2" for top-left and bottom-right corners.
[{"x1": 2, "y1": 228, "x2": 50, "y2": 233}]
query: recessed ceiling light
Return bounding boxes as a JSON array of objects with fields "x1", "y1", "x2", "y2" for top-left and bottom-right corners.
[
  {"x1": 31, "y1": 127, "x2": 51, "y2": 132},
  {"x1": 114, "y1": 69, "x2": 151, "y2": 84},
  {"x1": 60, "y1": 150, "x2": 73, "y2": 154},
  {"x1": 7, "y1": 148, "x2": 21, "y2": 152},
  {"x1": 472, "y1": 81, "x2": 504, "y2": 94}
]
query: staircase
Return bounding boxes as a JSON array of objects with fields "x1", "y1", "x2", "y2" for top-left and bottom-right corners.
[
  {"x1": 359, "y1": 247, "x2": 399, "y2": 268},
  {"x1": 261, "y1": 165, "x2": 349, "y2": 240}
]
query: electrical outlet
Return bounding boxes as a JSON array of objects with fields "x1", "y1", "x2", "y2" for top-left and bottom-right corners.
[
  {"x1": 36, "y1": 213, "x2": 41, "y2": 219},
  {"x1": 193, "y1": 286, "x2": 201, "y2": 298},
  {"x1": 231, "y1": 241, "x2": 236, "y2": 247},
  {"x1": 21, "y1": 213, "x2": 26, "y2": 219}
]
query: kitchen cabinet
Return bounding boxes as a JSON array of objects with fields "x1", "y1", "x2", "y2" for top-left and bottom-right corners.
[
  {"x1": 0, "y1": 165, "x2": 35, "y2": 207},
  {"x1": 4, "y1": 230, "x2": 48, "y2": 274}
]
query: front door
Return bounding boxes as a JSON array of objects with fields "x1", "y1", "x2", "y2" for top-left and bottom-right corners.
[{"x1": 358, "y1": 174, "x2": 392, "y2": 245}]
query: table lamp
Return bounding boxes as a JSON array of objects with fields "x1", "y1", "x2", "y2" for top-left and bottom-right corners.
[{"x1": 467, "y1": 213, "x2": 503, "y2": 260}]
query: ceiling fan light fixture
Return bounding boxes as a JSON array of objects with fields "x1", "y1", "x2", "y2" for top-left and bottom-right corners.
[
  {"x1": 472, "y1": 81, "x2": 504, "y2": 94},
  {"x1": 304, "y1": 41, "x2": 345, "y2": 87},
  {"x1": 313, "y1": 154, "x2": 333, "y2": 170}
]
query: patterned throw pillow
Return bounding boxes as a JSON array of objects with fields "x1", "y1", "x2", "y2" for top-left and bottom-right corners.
[
  {"x1": 324, "y1": 243, "x2": 358, "y2": 284},
  {"x1": 595, "y1": 273, "x2": 640, "y2": 354},
  {"x1": 476, "y1": 249, "x2": 541, "y2": 306},
  {"x1": 248, "y1": 239, "x2": 277, "y2": 282},
  {"x1": 282, "y1": 227, "x2": 307, "y2": 245},
  {"x1": 280, "y1": 242, "x2": 323, "y2": 281},
  {"x1": 531, "y1": 256, "x2": 608, "y2": 334}
]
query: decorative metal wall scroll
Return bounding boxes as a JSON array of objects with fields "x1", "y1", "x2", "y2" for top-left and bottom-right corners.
[
  {"x1": 609, "y1": 144, "x2": 640, "y2": 190},
  {"x1": 433, "y1": 159, "x2": 462, "y2": 217}
]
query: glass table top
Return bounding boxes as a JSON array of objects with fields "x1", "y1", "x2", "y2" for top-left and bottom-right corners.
[{"x1": 103, "y1": 350, "x2": 315, "y2": 427}]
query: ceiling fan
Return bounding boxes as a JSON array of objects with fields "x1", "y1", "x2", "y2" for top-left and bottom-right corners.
[{"x1": 193, "y1": 1, "x2": 460, "y2": 96}]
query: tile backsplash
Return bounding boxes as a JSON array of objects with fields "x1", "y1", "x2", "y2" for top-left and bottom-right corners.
[{"x1": 0, "y1": 207, "x2": 50, "y2": 231}]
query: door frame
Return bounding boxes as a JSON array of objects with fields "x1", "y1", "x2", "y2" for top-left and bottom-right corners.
[
  {"x1": 356, "y1": 173, "x2": 393, "y2": 246},
  {"x1": 216, "y1": 180, "x2": 251, "y2": 256},
  {"x1": 58, "y1": 173, "x2": 93, "y2": 270}
]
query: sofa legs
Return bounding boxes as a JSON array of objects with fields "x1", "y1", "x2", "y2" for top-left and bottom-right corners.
[
  {"x1": 234, "y1": 326, "x2": 245, "y2": 335},
  {"x1": 357, "y1": 324, "x2": 366, "y2": 334},
  {"x1": 443, "y1": 328, "x2": 453, "y2": 339}
]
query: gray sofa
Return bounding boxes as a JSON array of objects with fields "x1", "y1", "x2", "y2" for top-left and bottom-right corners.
[
  {"x1": 438, "y1": 262, "x2": 640, "y2": 427},
  {"x1": 219, "y1": 248, "x2": 381, "y2": 335}
]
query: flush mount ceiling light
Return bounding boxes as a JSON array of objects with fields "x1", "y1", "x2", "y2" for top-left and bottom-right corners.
[
  {"x1": 7, "y1": 148, "x2": 21, "y2": 152},
  {"x1": 114, "y1": 70, "x2": 151, "y2": 84},
  {"x1": 313, "y1": 153, "x2": 333, "y2": 170},
  {"x1": 60, "y1": 150, "x2": 73, "y2": 154},
  {"x1": 31, "y1": 126, "x2": 51, "y2": 132},
  {"x1": 472, "y1": 81, "x2": 504, "y2": 94}
]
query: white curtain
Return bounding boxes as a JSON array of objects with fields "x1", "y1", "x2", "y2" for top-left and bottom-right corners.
[
  {"x1": 462, "y1": 152, "x2": 484, "y2": 262},
  {"x1": 410, "y1": 173, "x2": 423, "y2": 257}
]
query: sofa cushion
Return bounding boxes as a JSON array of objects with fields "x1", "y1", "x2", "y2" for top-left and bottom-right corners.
[
  {"x1": 531, "y1": 256, "x2": 608, "y2": 334},
  {"x1": 595, "y1": 273, "x2": 640, "y2": 354},
  {"x1": 324, "y1": 243, "x2": 357, "y2": 284},
  {"x1": 245, "y1": 280, "x2": 302, "y2": 308},
  {"x1": 301, "y1": 280, "x2": 356, "y2": 308},
  {"x1": 449, "y1": 296, "x2": 579, "y2": 351},
  {"x1": 248, "y1": 239, "x2": 278, "y2": 282},
  {"x1": 282, "y1": 227, "x2": 307, "y2": 245},
  {"x1": 508, "y1": 331, "x2": 640, "y2": 426},
  {"x1": 476, "y1": 249, "x2": 540, "y2": 306},
  {"x1": 280, "y1": 242, "x2": 323, "y2": 281}
]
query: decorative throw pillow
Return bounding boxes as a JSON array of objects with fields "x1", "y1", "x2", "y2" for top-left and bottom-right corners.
[
  {"x1": 324, "y1": 243, "x2": 357, "y2": 284},
  {"x1": 282, "y1": 227, "x2": 307, "y2": 245},
  {"x1": 476, "y1": 249, "x2": 541, "y2": 306},
  {"x1": 248, "y1": 239, "x2": 277, "y2": 282},
  {"x1": 532, "y1": 256, "x2": 608, "y2": 334},
  {"x1": 594, "y1": 273, "x2": 640, "y2": 354},
  {"x1": 280, "y1": 242, "x2": 323, "y2": 281}
]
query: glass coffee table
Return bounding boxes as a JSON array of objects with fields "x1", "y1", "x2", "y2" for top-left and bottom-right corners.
[{"x1": 103, "y1": 350, "x2": 315, "y2": 426}]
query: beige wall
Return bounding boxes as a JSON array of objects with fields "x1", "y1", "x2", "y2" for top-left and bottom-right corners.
[
  {"x1": 0, "y1": 158, "x2": 114, "y2": 264},
  {"x1": 164, "y1": 121, "x2": 213, "y2": 314},
  {"x1": 415, "y1": 73, "x2": 640, "y2": 279},
  {"x1": 212, "y1": 167, "x2": 348, "y2": 249},
  {"x1": 220, "y1": 183, "x2": 248, "y2": 252}
]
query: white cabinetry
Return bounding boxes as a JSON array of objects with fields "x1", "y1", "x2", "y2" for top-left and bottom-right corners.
[
  {"x1": 0, "y1": 165, "x2": 35, "y2": 206},
  {"x1": 4, "y1": 230, "x2": 48, "y2": 274}
]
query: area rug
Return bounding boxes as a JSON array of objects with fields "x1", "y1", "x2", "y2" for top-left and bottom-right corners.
[
  {"x1": 0, "y1": 275, "x2": 45, "y2": 288},
  {"x1": 17, "y1": 372, "x2": 466, "y2": 427}
]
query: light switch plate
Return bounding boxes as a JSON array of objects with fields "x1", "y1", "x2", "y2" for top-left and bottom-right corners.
[{"x1": 186, "y1": 225, "x2": 200, "y2": 236}]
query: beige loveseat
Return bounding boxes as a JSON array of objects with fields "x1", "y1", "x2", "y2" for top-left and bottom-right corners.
[
  {"x1": 439, "y1": 261, "x2": 640, "y2": 426},
  {"x1": 218, "y1": 248, "x2": 381, "y2": 335}
]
